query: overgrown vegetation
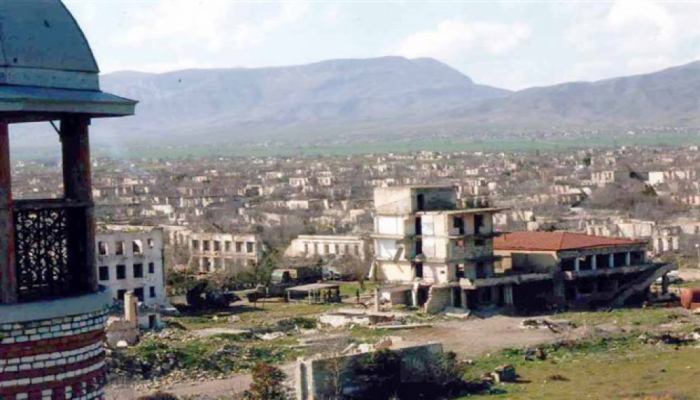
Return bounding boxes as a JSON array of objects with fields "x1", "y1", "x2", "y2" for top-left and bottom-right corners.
[{"x1": 109, "y1": 331, "x2": 297, "y2": 380}]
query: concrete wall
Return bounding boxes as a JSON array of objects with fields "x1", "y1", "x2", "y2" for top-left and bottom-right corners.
[
  {"x1": 424, "y1": 286, "x2": 452, "y2": 314},
  {"x1": 377, "y1": 261, "x2": 413, "y2": 282},
  {"x1": 296, "y1": 343, "x2": 444, "y2": 400},
  {"x1": 375, "y1": 216, "x2": 408, "y2": 236},
  {"x1": 495, "y1": 250, "x2": 558, "y2": 272},
  {"x1": 374, "y1": 187, "x2": 414, "y2": 215}
]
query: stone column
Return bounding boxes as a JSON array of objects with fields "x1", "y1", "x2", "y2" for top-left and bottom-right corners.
[
  {"x1": 591, "y1": 255, "x2": 597, "y2": 270},
  {"x1": 609, "y1": 253, "x2": 615, "y2": 269},
  {"x1": 574, "y1": 257, "x2": 580, "y2": 272},
  {"x1": 0, "y1": 122, "x2": 17, "y2": 304},
  {"x1": 625, "y1": 252, "x2": 631, "y2": 266},
  {"x1": 461, "y1": 290, "x2": 468, "y2": 309},
  {"x1": 60, "y1": 115, "x2": 97, "y2": 294}
]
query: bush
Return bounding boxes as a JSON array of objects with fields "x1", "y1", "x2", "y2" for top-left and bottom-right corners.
[{"x1": 242, "y1": 363, "x2": 290, "y2": 400}]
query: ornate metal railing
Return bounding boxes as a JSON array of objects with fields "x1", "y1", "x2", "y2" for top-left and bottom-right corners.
[{"x1": 13, "y1": 199, "x2": 87, "y2": 302}]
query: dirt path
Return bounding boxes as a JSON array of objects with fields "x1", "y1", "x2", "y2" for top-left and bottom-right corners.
[{"x1": 401, "y1": 315, "x2": 569, "y2": 357}]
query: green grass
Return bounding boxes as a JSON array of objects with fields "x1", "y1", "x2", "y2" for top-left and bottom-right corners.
[
  {"x1": 337, "y1": 281, "x2": 378, "y2": 298},
  {"x1": 554, "y1": 307, "x2": 689, "y2": 328},
  {"x1": 14, "y1": 133, "x2": 700, "y2": 162},
  {"x1": 458, "y1": 335, "x2": 700, "y2": 399}
]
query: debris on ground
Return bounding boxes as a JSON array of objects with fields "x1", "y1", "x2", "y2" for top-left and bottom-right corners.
[
  {"x1": 484, "y1": 364, "x2": 517, "y2": 383},
  {"x1": 519, "y1": 318, "x2": 571, "y2": 333},
  {"x1": 638, "y1": 332, "x2": 698, "y2": 346},
  {"x1": 524, "y1": 347, "x2": 547, "y2": 361}
]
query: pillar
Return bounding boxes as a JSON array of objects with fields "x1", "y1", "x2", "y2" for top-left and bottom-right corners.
[
  {"x1": 591, "y1": 255, "x2": 597, "y2": 270},
  {"x1": 661, "y1": 274, "x2": 669, "y2": 295},
  {"x1": 461, "y1": 290, "x2": 468, "y2": 309},
  {"x1": 374, "y1": 288, "x2": 381, "y2": 312},
  {"x1": 625, "y1": 252, "x2": 631, "y2": 266},
  {"x1": 60, "y1": 115, "x2": 97, "y2": 294},
  {"x1": 574, "y1": 257, "x2": 580, "y2": 272},
  {"x1": 0, "y1": 122, "x2": 17, "y2": 303},
  {"x1": 124, "y1": 291, "x2": 138, "y2": 327},
  {"x1": 609, "y1": 253, "x2": 615, "y2": 269},
  {"x1": 553, "y1": 279, "x2": 565, "y2": 299},
  {"x1": 503, "y1": 285, "x2": 514, "y2": 306}
]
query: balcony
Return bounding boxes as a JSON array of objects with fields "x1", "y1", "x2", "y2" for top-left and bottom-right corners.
[{"x1": 11, "y1": 199, "x2": 93, "y2": 303}]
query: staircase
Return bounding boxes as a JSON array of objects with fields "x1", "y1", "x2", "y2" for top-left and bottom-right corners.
[{"x1": 610, "y1": 263, "x2": 676, "y2": 307}]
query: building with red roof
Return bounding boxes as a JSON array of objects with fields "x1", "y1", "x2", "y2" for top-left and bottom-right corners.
[{"x1": 490, "y1": 231, "x2": 673, "y2": 310}]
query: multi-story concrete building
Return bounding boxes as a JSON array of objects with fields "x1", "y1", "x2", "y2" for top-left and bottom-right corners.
[
  {"x1": 187, "y1": 232, "x2": 264, "y2": 273},
  {"x1": 95, "y1": 228, "x2": 166, "y2": 328},
  {"x1": 285, "y1": 235, "x2": 371, "y2": 261},
  {"x1": 371, "y1": 186, "x2": 502, "y2": 313}
]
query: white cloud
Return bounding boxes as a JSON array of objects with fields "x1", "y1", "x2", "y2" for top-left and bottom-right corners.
[
  {"x1": 112, "y1": 0, "x2": 309, "y2": 64},
  {"x1": 562, "y1": 0, "x2": 700, "y2": 81},
  {"x1": 396, "y1": 20, "x2": 531, "y2": 60}
]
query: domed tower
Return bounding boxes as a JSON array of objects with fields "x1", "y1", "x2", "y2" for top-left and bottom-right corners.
[{"x1": 0, "y1": 1, "x2": 136, "y2": 398}]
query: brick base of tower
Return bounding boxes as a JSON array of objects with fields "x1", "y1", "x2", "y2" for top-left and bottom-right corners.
[{"x1": 0, "y1": 291, "x2": 111, "y2": 400}]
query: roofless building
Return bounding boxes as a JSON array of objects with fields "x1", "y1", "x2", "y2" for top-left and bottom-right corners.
[{"x1": 0, "y1": 1, "x2": 136, "y2": 398}]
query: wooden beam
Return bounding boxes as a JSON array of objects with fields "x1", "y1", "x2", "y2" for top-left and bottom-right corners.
[{"x1": 0, "y1": 122, "x2": 17, "y2": 303}]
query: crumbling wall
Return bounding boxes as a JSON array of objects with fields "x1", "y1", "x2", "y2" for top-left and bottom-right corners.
[
  {"x1": 296, "y1": 343, "x2": 443, "y2": 400},
  {"x1": 424, "y1": 286, "x2": 452, "y2": 314}
]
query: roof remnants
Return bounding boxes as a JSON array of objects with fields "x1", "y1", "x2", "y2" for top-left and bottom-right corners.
[{"x1": 494, "y1": 231, "x2": 647, "y2": 252}]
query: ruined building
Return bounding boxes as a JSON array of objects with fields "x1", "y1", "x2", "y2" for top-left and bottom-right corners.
[
  {"x1": 370, "y1": 186, "x2": 674, "y2": 313},
  {"x1": 0, "y1": 1, "x2": 136, "y2": 397},
  {"x1": 370, "y1": 186, "x2": 502, "y2": 313},
  {"x1": 494, "y1": 231, "x2": 674, "y2": 309},
  {"x1": 96, "y1": 228, "x2": 166, "y2": 329}
]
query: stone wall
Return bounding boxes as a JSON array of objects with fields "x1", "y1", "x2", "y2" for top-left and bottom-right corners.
[
  {"x1": 296, "y1": 343, "x2": 443, "y2": 400},
  {"x1": 423, "y1": 286, "x2": 452, "y2": 314},
  {"x1": 0, "y1": 292, "x2": 110, "y2": 400}
]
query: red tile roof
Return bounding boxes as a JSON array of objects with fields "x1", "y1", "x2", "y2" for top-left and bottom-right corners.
[{"x1": 494, "y1": 231, "x2": 646, "y2": 252}]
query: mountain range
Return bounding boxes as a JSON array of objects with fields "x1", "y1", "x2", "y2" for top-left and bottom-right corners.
[{"x1": 12, "y1": 56, "x2": 700, "y2": 151}]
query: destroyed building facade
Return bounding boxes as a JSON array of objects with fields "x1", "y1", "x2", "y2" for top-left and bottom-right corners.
[
  {"x1": 494, "y1": 231, "x2": 674, "y2": 309},
  {"x1": 96, "y1": 227, "x2": 166, "y2": 328},
  {"x1": 371, "y1": 186, "x2": 502, "y2": 313}
]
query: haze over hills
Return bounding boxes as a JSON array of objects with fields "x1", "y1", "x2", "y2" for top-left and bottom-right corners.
[
  {"x1": 446, "y1": 60, "x2": 700, "y2": 127},
  {"x1": 10, "y1": 56, "x2": 700, "y2": 152},
  {"x1": 94, "y1": 56, "x2": 509, "y2": 144}
]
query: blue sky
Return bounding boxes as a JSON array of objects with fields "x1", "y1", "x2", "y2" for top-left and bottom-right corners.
[{"x1": 64, "y1": 0, "x2": 700, "y2": 90}]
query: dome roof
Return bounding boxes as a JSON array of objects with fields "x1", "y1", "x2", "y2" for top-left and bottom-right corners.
[
  {"x1": 0, "y1": 0, "x2": 99, "y2": 90},
  {"x1": 0, "y1": 0, "x2": 135, "y2": 120}
]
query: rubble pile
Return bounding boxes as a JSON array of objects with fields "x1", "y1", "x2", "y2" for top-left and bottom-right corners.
[
  {"x1": 638, "y1": 331, "x2": 700, "y2": 346},
  {"x1": 106, "y1": 329, "x2": 290, "y2": 384}
]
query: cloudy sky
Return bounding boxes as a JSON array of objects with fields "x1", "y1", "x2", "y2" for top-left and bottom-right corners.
[{"x1": 64, "y1": 0, "x2": 700, "y2": 90}]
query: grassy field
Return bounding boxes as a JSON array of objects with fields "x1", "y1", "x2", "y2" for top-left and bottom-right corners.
[
  {"x1": 460, "y1": 335, "x2": 700, "y2": 400},
  {"x1": 553, "y1": 306, "x2": 690, "y2": 328},
  {"x1": 13, "y1": 133, "x2": 700, "y2": 161},
  {"x1": 172, "y1": 300, "x2": 346, "y2": 330},
  {"x1": 457, "y1": 306, "x2": 700, "y2": 400}
]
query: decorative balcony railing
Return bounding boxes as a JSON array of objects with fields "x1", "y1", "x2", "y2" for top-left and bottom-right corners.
[{"x1": 13, "y1": 199, "x2": 89, "y2": 302}]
